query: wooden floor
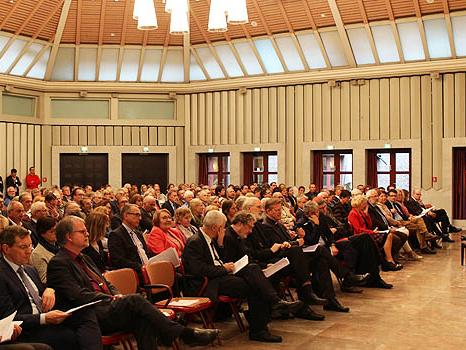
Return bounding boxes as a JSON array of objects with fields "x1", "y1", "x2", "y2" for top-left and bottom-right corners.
[{"x1": 197, "y1": 231, "x2": 466, "y2": 350}]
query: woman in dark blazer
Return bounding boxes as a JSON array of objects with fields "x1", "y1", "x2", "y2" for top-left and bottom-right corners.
[{"x1": 83, "y1": 210, "x2": 109, "y2": 273}]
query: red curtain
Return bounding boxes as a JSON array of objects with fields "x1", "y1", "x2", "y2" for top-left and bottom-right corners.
[
  {"x1": 312, "y1": 151, "x2": 323, "y2": 191},
  {"x1": 453, "y1": 148, "x2": 466, "y2": 219},
  {"x1": 198, "y1": 154, "x2": 208, "y2": 186},
  {"x1": 366, "y1": 150, "x2": 378, "y2": 189},
  {"x1": 243, "y1": 153, "x2": 254, "y2": 185}
]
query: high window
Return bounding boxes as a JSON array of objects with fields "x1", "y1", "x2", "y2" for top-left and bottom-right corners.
[
  {"x1": 367, "y1": 149, "x2": 411, "y2": 190},
  {"x1": 198, "y1": 153, "x2": 230, "y2": 186},
  {"x1": 313, "y1": 151, "x2": 353, "y2": 190},
  {"x1": 243, "y1": 152, "x2": 278, "y2": 185}
]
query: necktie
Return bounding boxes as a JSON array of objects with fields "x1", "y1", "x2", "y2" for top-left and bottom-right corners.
[
  {"x1": 131, "y1": 231, "x2": 149, "y2": 265},
  {"x1": 210, "y1": 242, "x2": 223, "y2": 266},
  {"x1": 76, "y1": 255, "x2": 111, "y2": 294},
  {"x1": 17, "y1": 267, "x2": 42, "y2": 312}
]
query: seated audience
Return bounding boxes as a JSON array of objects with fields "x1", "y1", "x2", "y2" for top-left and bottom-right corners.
[
  {"x1": 189, "y1": 198, "x2": 205, "y2": 228},
  {"x1": 23, "y1": 202, "x2": 48, "y2": 247},
  {"x1": 161, "y1": 190, "x2": 180, "y2": 217},
  {"x1": 139, "y1": 195, "x2": 157, "y2": 233},
  {"x1": 175, "y1": 207, "x2": 199, "y2": 240},
  {"x1": 30, "y1": 217, "x2": 58, "y2": 283},
  {"x1": 83, "y1": 211, "x2": 110, "y2": 273}
]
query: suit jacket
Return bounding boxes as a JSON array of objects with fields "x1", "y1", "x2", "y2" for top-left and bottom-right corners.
[
  {"x1": 139, "y1": 207, "x2": 153, "y2": 233},
  {"x1": 47, "y1": 249, "x2": 116, "y2": 311},
  {"x1": 332, "y1": 200, "x2": 350, "y2": 224},
  {"x1": 182, "y1": 232, "x2": 228, "y2": 301},
  {"x1": 6, "y1": 175, "x2": 22, "y2": 195},
  {"x1": 405, "y1": 197, "x2": 424, "y2": 216},
  {"x1": 348, "y1": 209, "x2": 374, "y2": 235},
  {"x1": 246, "y1": 222, "x2": 283, "y2": 264},
  {"x1": 161, "y1": 201, "x2": 180, "y2": 217},
  {"x1": 30, "y1": 243, "x2": 56, "y2": 283},
  {"x1": 368, "y1": 203, "x2": 390, "y2": 231},
  {"x1": 107, "y1": 225, "x2": 152, "y2": 273},
  {"x1": 222, "y1": 226, "x2": 261, "y2": 265},
  {"x1": 0, "y1": 257, "x2": 45, "y2": 330},
  {"x1": 385, "y1": 201, "x2": 408, "y2": 220},
  {"x1": 23, "y1": 219, "x2": 39, "y2": 247}
]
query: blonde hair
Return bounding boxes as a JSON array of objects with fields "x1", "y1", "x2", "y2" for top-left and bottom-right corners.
[
  {"x1": 85, "y1": 211, "x2": 109, "y2": 243},
  {"x1": 351, "y1": 195, "x2": 367, "y2": 208}
]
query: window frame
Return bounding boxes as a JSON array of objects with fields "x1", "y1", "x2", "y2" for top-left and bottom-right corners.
[
  {"x1": 370, "y1": 148, "x2": 412, "y2": 190},
  {"x1": 206, "y1": 153, "x2": 230, "y2": 187},
  {"x1": 316, "y1": 150, "x2": 353, "y2": 190},
  {"x1": 251, "y1": 152, "x2": 278, "y2": 185}
]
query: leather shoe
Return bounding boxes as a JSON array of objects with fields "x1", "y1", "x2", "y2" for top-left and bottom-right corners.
[
  {"x1": 449, "y1": 225, "x2": 462, "y2": 233},
  {"x1": 442, "y1": 235, "x2": 455, "y2": 243},
  {"x1": 295, "y1": 305, "x2": 325, "y2": 321},
  {"x1": 271, "y1": 299, "x2": 305, "y2": 317},
  {"x1": 366, "y1": 275, "x2": 393, "y2": 289},
  {"x1": 249, "y1": 330, "x2": 282, "y2": 343},
  {"x1": 381, "y1": 261, "x2": 403, "y2": 271},
  {"x1": 299, "y1": 285, "x2": 328, "y2": 305},
  {"x1": 461, "y1": 235, "x2": 466, "y2": 241},
  {"x1": 342, "y1": 273, "x2": 370, "y2": 287},
  {"x1": 323, "y1": 298, "x2": 349, "y2": 313},
  {"x1": 182, "y1": 328, "x2": 220, "y2": 346},
  {"x1": 420, "y1": 247, "x2": 436, "y2": 255},
  {"x1": 430, "y1": 240, "x2": 442, "y2": 249}
]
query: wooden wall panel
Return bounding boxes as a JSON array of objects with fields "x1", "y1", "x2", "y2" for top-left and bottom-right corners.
[
  {"x1": 19, "y1": 124, "x2": 27, "y2": 178},
  {"x1": 122, "y1": 126, "x2": 131, "y2": 146},
  {"x1": 400, "y1": 77, "x2": 411, "y2": 139},
  {"x1": 303, "y1": 85, "x2": 313, "y2": 143},
  {"x1": 277, "y1": 87, "x2": 286, "y2": 144},
  {"x1": 350, "y1": 84, "x2": 360, "y2": 140},
  {"x1": 41, "y1": 125, "x2": 52, "y2": 188},
  {"x1": 295, "y1": 85, "x2": 304, "y2": 185},
  {"x1": 158, "y1": 127, "x2": 167, "y2": 146},
  {"x1": 410, "y1": 76, "x2": 421, "y2": 139},
  {"x1": 27, "y1": 125, "x2": 35, "y2": 170},
  {"x1": 261, "y1": 88, "x2": 269, "y2": 144},
  {"x1": 105, "y1": 126, "x2": 114, "y2": 146},
  {"x1": 52, "y1": 126, "x2": 61, "y2": 146},
  {"x1": 379, "y1": 79, "x2": 390, "y2": 140},
  {"x1": 369, "y1": 79, "x2": 380, "y2": 140},
  {"x1": 313, "y1": 84, "x2": 322, "y2": 142},
  {"x1": 88, "y1": 126, "x2": 97, "y2": 146},
  {"x1": 212, "y1": 92, "x2": 221, "y2": 145},
  {"x1": 0, "y1": 123, "x2": 6, "y2": 178},
  {"x1": 198, "y1": 94, "x2": 206, "y2": 146},
  {"x1": 140, "y1": 127, "x2": 148, "y2": 146},
  {"x1": 78, "y1": 126, "x2": 88, "y2": 145},
  {"x1": 443, "y1": 74, "x2": 455, "y2": 138},
  {"x1": 236, "y1": 92, "x2": 244, "y2": 144},
  {"x1": 360, "y1": 82, "x2": 370, "y2": 140},
  {"x1": 340, "y1": 82, "x2": 350, "y2": 141},
  {"x1": 131, "y1": 127, "x2": 140, "y2": 146},
  {"x1": 432, "y1": 77, "x2": 443, "y2": 190},
  {"x1": 205, "y1": 93, "x2": 213, "y2": 145},
  {"x1": 34, "y1": 125, "x2": 41, "y2": 177},
  {"x1": 421, "y1": 75, "x2": 433, "y2": 190},
  {"x1": 167, "y1": 127, "x2": 175, "y2": 146},
  {"x1": 389, "y1": 78, "x2": 400, "y2": 140},
  {"x1": 286, "y1": 86, "x2": 295, "y2": 184},
  {"x1": 269, "y1": 88, "x2": 277, "y2": 143},
  {"x1": 70, "y1": 126, "x2": 79, "y2": 145},
  {"x1": 190, "y1": 95, "x2": 198, "y2": 146},
  {"x1": 149, "y1": 127, "x2": 158, "y2": 146},
  {"x1": 455, "y1": 73, "x2": 466, "y2": 138},
  {"x1": 61, "y1": 126, "x2": 70, "y2": 146},
  {"x1": 244, "y1": 89, "x2": 253, "y2": 144},
  {"x1": 252, "y1": 89, "x2": 261, "y2": 144},
  {"x1": 322, "y1": 84, "x2": 332, "y2": 142},
  {"x1": 113, "y1": 126, "x2": 123, "y2": 146},
  {"x1": 331, "y1": 84, "x2": 341, "y2": 142},
  {"x1": 13, "y1": 124, "x2": 20, "y2": 170},
  {"x1": 221, "y1": 91, "x2": 228, "y2": 145},
  {"x1": 228, "y1": 91, "x2": 236, "y2": 144}
]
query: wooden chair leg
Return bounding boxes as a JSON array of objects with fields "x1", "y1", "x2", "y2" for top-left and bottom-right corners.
[{"x1": 230, "y1": 302, "x2": 246, "y2": 333}]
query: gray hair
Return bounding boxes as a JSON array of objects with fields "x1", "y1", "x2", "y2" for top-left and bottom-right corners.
[
  {"x1": 31, "y1": 201, "x2": 46, "y2": 215},
  {"x1": 303, "y1": 201, "x2": 319, "y2": 216},
  {"x1": 203, "y1": 210, "x2": 226, "y2": 228},
  {"x1": 242, "y1": 197, "x2": 261, "y2": 211},
  {"x1": 56, "y1": 215, "x2": 84, "y2": 247}
]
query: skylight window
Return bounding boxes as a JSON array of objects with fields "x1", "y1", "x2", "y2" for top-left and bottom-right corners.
[
  {"x1": 78, "y1": 47, "x2": 97, "y2": 81},
  {"x1": 424, "y1": 18, "x2": 451, "y2": 59},
  {"x1": 51, "y1": 47, "x2": 75, "y2": 80},
  {"x1": 397, "y1": 21, "x2": 425, "y2": 61},
  {"x1": 27, "y1": 48, "x2": 50, "y2": 79},
  {"x1": 189, "y1": 54, "x2": 206, "y2": 81},
  {"x1": 275, "y1": 35, "x2": 305, "y2": 71},
  {"x1": 233, "y1": 41, "x2": 263, "y2": 75},
  {"x1": 347, "y1": 27, "x2": 375, "y2": 65},
  {"x1": 451, "y1": 15, "x2": 466, "y2": 56},
  {"x1": 140, "y1": 48, "x2": 162, "y2": 82},
  {"x1": 0, "y1": 39, "x2": 26, "y2": 73},
  {"x1": 214, "y1": 44, "x2": 243, "y2": 77},
  {"x1": 11, "y1": 43, "x2": 44, "y2": 76},
  {"x1": 99, "y1": 48, "x2": 119, "y2": 81},
  {"x1": 195, "y1": 47, "x2": 224, "y2": 79},
  {"x1": 320, "y1": 30, "x2": 348, "y2": 67},
  {"x1": 120, "y1": 48, "x2": 140, "y2": 81},
  {"x1": 296, "y1": 32, "x2": 327, "y2": 69},
  {"x1": 371, "y1": 24, "x2": 400, "y2": 63},
  {"x1": 254, "y1": 38, "x2": 284, "y2": 73},
  {"x1": 161, "y1": 48, "x2": 184, "y2": 82}
]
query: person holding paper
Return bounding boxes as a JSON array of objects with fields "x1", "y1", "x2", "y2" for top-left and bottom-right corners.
[
  {"x1": 0, "y1": 225, "x2": 101, "y2": 350},
  {"x1": 183, "y1": 210, "x2": 302, "y2": 343},
  {"x1": 47, "y1": 215, "x2": 220, "y2": 350},
  {"x1": 0, "y1": 322, "x2": 52, "y2": 350}
]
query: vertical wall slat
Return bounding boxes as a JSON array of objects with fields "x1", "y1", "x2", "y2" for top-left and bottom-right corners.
[
  {"x1": 41, "y1": 125, "x2": 52, "y2": 188},
  {"x1": 303, "y1": 85, "x2": 313, "y2": 142},
  {"x1": 443, "y1": 73, "x2": 455, "y2": 138},
  {"x1": 175, "y1": 128, "x2": 185, "y2": 184},
  {"x1": 13, "y1": 124, "x2": 21, "y2": 171},
  {"x1": 96, "y1": 126, "x2": 105, "y2": 146},
  {"x1": 286, "y1": 86, "x2": 295, "y2": 185},
  {"x1": 60, "y1": 126, "x2": 70, "y2": 146},
  {"x1": 113, "y1": 126, "x2": 123, "y2": 146},
  {"x1": 322, "y1": 83, "x2": 332, "y2": 141},
  {"x1": 277, "y1": 87, "x2": 286, "y2": 144},
  {"x1": 432, "y1": 76, "x2": 443, "y2": 190},
  {"x1": 350, "y1": 84, "x2": 360, "y2": 140},
  {"x1": 410, "y1": 76, "x2": 421, "y2": 139},
  {"x1": 369, "y1": 79, "x2": 380, "y2": 140},
  {"x1": 105, "y1": 126, "x2": 114, "y2": 146},
  {"x1": 455, "y1": 73, "x2": 466, "y2": 137},
  {"x1": 27, "y1": 125, "x2": 35, "y2": 171},
  {"x1": 20, "y1": 124, "x2": 28, "y2": 179},
  {"x1": 421, "y1": 75, "x2": 433, "y2": 189},
  {"x1": 236, "y1": 91, "x2": 244, "y2": 144},
  {"x1": 269, "y1": 87, "x2": 278, "y2": 143},
  {"x1": 87, "y1": 126, "x2": 97, "y2": 145},
  {"x1": 158, "y1": 126, "x2": 167, "y2": 146},
  {"x1": 131, "y1": 127, "x2": 140, "y2": 146},
  {"x1": 198, "y1": 93, "x2": 206, "y2": 146},
  {"x1": 252, "y1": 89, "x2": 261, "y2": 144},
  {"x1": 400, "y1": 77, "x2": 411, "y2": 139},
  {"x1": 221, "y1": 91, "x2": 228, "y2": 145},
  {"x1": 190, "y1": 95, "x2": 198, "y2": 146},
  {"x1": 122, "y1": 126, "x2": 131, "y2": 146},
  {"x1": 295, "y1": 85, "x2": 305, "y2": 185},
  {"x1": 34, "y1": 125, "x2": 41, "y2": 177},
  {"x1": 205, "y1": 92, "x2": 213, "y2": 145},
  {"x1": 0, "y1": 123, "x2": 6, "y2": 179},
  {"x1": 167, "y1": 127, "x2": 175, "y2": 146},
  {"x1": 313, "y1": 84, "x2": 322, "y2": 142},
  {"x1": 360, "y1": 82, "x2": 370, "y2": 140},
  {"x1": 340, "y1": 82, "x2": 351, "y2": 141},
  {"x1": 212, "y1": 92, "x2": 221, "y2": 145},
  {"x1": 52, "y1": 126, "x2": 61, "y2": 146},
  {"x1": 228, "y1": 91, "x2": 236, "y2": 144},
  {"x1": 140, "y1": 127, "x2": 149, "y2": 145},
  {"x1": 149, "y1": 127, "x2": 158, "y2": 146},
  {"x1": 389, "y1": 78, "x2": 400, "y2": 139},
  {"x1": 244, "y1": 90, "x2": 253, "y2": 144},
  {"x1": 379, "y1": 79, "x2": 390, "y2": 140},
  {"x1": 331, "y1": 84, "x2": 340, "y2": 141},
  {"x1": 78, "y1": 126, "x2": 88, "y2": 145},
  {"x1": 69, "y1": 126, "x2": 79, "y2": 145},
  {"x1": 260, "y1": 88, "x2": 269, "y2": 144}
]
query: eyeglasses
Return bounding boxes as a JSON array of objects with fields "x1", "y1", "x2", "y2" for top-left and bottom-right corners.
[
  {"x1": 72, "y1": 229, "x2": 88, "y2": 235},
  {"x1": 127, "y1": 212, "x2": 141, "y2": 217},
  {"x1": 14, "y1": 243, "x2": 33, "y2": 250}
]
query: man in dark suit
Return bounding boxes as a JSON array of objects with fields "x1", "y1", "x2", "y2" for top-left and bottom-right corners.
[
  {"x1": 331, "y1": 190, "x2": 352, "y2": 225},
  {"x1": 6, "y1": 169, "x2": 22, "y2": 196},
  {"x1": 108, "y1": 204, "x2": 153, "y2": 282},
  {"x1": 22, "y1": 202, "x2": 48, "y2": 247},
  {"x1": 139, "y1": 195, "x2": 157, "y2": 233},
  {"x1": 162, "y1": 190, "x2": 180, "y2": 217},
  {"x1": 0, "y1": 225, "x2": 99, "y2": 350},
  {"x1": 47, "y1": 216, "x2": 219, "y2": 350},
  {"x1": 182, "y1": 210, "x2": 301, "y2": 343}
]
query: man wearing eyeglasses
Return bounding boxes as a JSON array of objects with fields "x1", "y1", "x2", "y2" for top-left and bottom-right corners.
[
  {"x1": 108, "y1": 203, "x2": 153, "y2": 282},
  {"x1": 0, "y1": 226, "x2": 100, "y2": 350}
]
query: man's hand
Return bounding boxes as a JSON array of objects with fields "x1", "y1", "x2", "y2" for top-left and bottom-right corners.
[
  {"x1": 223, "y1": 262, "x2": 235, "y2": 273},
  {"x1": 42, "y1": 288, "x2": 55, "y2": 312},
  {"x1": 45, "y1": 310, "x2": 70, "y2": 325},
  {"x1": 281, "y1": 242, "x2": 291, "y2": 250},
  {"x1": 309, "y1": 215, "x2": 319, "y2": 225},
  {"x1": 296, "y1": 227, "x2": 305, "y2": 238},
  {"x1": 428, "y1": 211, "x2": 436, "y2": 218},
  {"x1": 12, "y1": 324, "x2": 22, "y2": 341},
  {"x1": 297, "y1": 238, "x2": 305, "y2": 247},
  {"x1": 330, "y1": 228, "x2": 337, "y2": 234},
  {"x1": 330, "y1": 245, "x2": 339, "y2": 256},
  {"x1": 270, "y1": 243, "x2": 282, "y2": 253}
]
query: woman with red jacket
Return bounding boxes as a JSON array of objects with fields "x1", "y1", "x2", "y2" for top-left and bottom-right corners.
[
  {"x1": 147, "y1": 209, "x2": 186, "y2": 257},
  {"x1": 348, "y1": 195, "x2": 402, "y2": 271}
]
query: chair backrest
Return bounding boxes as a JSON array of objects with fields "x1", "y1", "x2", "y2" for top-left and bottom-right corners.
[
  {"x1": 143, "y1": 260, "x2": 175, "y2": 294},
  {"x1": 103, "y1": 268, "x2": 139, "y2": 295}
]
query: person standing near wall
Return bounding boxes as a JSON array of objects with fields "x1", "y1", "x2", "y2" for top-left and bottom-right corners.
[
  {"x1": 26, "y1": 167, "x2": 41, "y2": 190},
  {"x1": 6, "y1": 169, "x2": 22, "y2": 196}
]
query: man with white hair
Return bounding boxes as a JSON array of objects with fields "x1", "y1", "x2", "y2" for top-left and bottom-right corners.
[
  {"x1": 139, "y1": 195, "x2": 157, "y2": 233},
  {"x1": 183, "y1": 210, "x2": 300, "y2": 343},
  {"x1": 23, "y1": 202, "x2": 48, "y2": 247}
]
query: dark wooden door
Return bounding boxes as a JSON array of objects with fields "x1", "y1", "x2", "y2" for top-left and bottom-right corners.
[
  {"x1": 60, "y1": 153, "x2": 108, "y2": 190},
  {"x1": 453, "y1": 148, "x2": 466, "y2": 219},
  {"x1": 122, "y1": 154, "x2": 168, "y2": 190}
]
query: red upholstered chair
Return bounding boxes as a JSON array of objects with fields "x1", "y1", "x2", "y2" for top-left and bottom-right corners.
[{"x1": 142, "y1": 261, "x2": 214, "y2": 329}]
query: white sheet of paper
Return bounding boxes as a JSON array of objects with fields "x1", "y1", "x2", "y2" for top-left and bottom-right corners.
[
  {"x1": 147, "y1": 247, "x2": 181, "y2": 268},
  {"x1": 66, "y1": 300, "x2": 103, "y2": 314},
  {"x1": 302, "y1": 244, "x2": 319, "y2": 253},
  {"x1": 232, "y1": 255, "x2": 249, "y2": 274},
  {"x1": 262, "y1": 258, "x2": 290, "y2": 278},
  {"x1": 396, "y1": 226, "x2": 409, "y2": 235},
  {"x1": 0, "y1": 311, "x2": 16, "y2": 343},
  {"x1": 377, "y1": 230, "x2": 390, "y2": 234},
  {"x1": 414, "y1": 207, "x2": 435, "y2": 219},
  {"x1": 169, "y1": 299, "x2": 200, "y2": 307}
]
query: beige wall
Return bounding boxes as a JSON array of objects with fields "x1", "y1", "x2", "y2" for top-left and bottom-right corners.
[{"x1": 1, "y1": 72, "x2": 465, "y2": 218}]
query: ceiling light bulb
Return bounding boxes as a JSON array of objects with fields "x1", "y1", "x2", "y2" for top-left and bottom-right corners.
[
  {"x1": 133, "y1": 0, "x2": 143, "y2": 20},
  {"x1": 169, "y1": 0, "x2": 189, "y2": 35},
  {"x1": 137, "y1": 0, "x2": 158, "y2": 30},
  {"x1": 227, "y1": 0, "x2": 248, "y2": 25},
  {"x1": 208, "y1": 0, "x2": 228, "y2": 32}
]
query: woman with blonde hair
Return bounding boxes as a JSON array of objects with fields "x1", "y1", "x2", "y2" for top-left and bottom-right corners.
[
  {"x1": 147, "y1": 209, "x2": 186, "y2": 257},
  {"x1": 83, "y1": 210, "x2": 110, "y2": 272}
]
